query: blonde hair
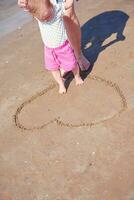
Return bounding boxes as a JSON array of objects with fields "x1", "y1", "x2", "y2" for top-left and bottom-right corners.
[{"x1": 27, "y1": 0, "x2": 53, "y2": 21}]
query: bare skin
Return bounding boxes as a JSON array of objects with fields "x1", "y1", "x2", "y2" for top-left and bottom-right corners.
[
  {"x1": 52, "y1": 64, "x2": 83, "y2": 94},
  {"x1": 72, "y1": 65, "x2": 84, "y2": 85},
  {"x1": 18, "y1": 0, "x2": 84, "y2": 94},
  {"x1": 18, "y1": 0, "x2": 90, "y2": 70},
  {"x1": 63, "y1": 0, "x2": 90, "y2": 70},
  {"x1": 51, "y1": 70, "x2": 66, "y2": 94}
]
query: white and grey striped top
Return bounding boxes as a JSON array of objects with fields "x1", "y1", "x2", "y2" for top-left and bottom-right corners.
[{"x1": 37, "y1": 0, "x2": 67, "y2": 48}]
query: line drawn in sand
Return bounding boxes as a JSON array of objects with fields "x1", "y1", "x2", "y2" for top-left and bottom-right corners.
[{"x1": 14, "y1": 75, "x2": 127, "y2": 131}]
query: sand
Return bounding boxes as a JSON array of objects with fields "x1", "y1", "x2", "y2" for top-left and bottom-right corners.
[
  {"x1": 0, "y1": 0, "x2": 134, "y2": 199},
  {"x1": 0, "y1": 0, "x2": 32, "y2": 38}
]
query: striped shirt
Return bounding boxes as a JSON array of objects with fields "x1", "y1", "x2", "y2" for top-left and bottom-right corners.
[{"x1": 37, "y1": 0, "x2": 67, "y2": 48}]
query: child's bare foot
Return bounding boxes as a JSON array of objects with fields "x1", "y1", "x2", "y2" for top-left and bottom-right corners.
[
  {"x1": 75, "y1": 76, "x2": 84, "y2": 86},
  {"x1": 59, "y1": 84, "x2": 66, "y2": 94}
]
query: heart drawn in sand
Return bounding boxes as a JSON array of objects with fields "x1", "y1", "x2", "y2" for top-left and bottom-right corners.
[{"x1": 14, "y1": 75, "x2": 127, "y2": 131}]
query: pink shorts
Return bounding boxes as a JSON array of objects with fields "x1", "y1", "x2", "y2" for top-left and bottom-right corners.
[{"x1": 44, "y1": 40, "x2": 77, "y2": 71}]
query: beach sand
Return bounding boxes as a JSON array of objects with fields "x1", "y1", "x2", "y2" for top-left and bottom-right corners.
[
  {"x1": 0, "y1": 0, "x2": 32, "y2": 38},
  {"x1": 0, "y1": 0, "x2": 134, "y2": 199}
]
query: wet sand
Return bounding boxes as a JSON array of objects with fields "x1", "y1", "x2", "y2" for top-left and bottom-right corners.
[{"x1": 0, "y1": 0, "x2": 134, "y2": 199}]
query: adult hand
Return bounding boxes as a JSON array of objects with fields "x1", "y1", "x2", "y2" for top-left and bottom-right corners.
[
  {"x1": 64, "y1": 0, "x2": 74, "y2": 11},
  {"x1": 18, "y1": 0, "x2": 28, "y2": 9}
]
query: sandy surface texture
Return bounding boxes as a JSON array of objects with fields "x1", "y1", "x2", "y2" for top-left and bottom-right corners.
[
  {"x1": 0, "y1": 0, "x2": 134, "y2": 200},
  {"x1": 0, "y1": 0, "x2": 32, "y2": 38}
]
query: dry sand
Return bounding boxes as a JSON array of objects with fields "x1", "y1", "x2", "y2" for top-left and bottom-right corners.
[{"x1": 0, "y1": 0, "x2": 134, "y2": 199}]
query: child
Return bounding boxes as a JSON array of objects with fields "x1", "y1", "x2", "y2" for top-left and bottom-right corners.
[{"x1": 27, "y1": 0, "x2": 84, "y2": 94}]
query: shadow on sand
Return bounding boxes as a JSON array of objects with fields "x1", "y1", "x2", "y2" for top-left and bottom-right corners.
[
  {"x1": 81, "y1": 10, "x2": 129, "y2": 76},
  {"x1": 65, "y1": 10, "x2": 129, "y2": 89}
]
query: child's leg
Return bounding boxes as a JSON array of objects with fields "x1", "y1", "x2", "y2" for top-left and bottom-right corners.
[
  {"x1": 60, "y1": 68, "x2": 66, "y2": 77},
  {"x1": 51, "y1": 70, "x2": 66, "y2": 94},
  {"x1": 72, "y1": 64, "x2": 84, "y2": 85}
]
